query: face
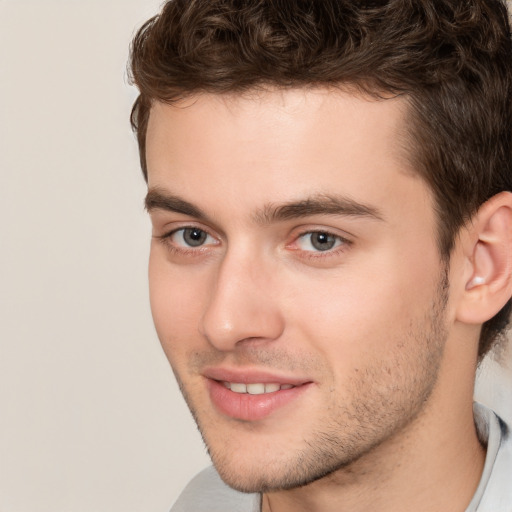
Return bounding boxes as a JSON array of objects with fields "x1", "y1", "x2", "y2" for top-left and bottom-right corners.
[{"x1": 145, "y1": 89, "x2": 449, "y2": 493}]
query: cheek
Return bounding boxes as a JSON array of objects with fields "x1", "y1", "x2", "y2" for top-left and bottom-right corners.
[
  {"x1": 148, "y1": 248, "x2": 207, "y2": 362},
  {"x1": 282, "y1": 242, "x2": 441, "y2": 365}
]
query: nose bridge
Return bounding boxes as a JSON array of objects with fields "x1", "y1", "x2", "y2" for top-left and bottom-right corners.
[{"x1": 199, "y1": 244, "x2": 284, "y2": 350}]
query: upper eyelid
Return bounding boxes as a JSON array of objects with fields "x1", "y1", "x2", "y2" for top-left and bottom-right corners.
[
  {"x1": 292, "y1": 227, "x2": 353, "y2": 243},
  {"x1": 285, "y1": 232, "x2": 351, "y2": 263},
  {"x1": 285, "y1": 229, "x2": 352, "y2": 257},
  {"x1": 294, "y1": 232, "x2": 351, "y2": 247},
  {"x1": 155, "y1": 227, "x2": 219, "y2": 254},
  {"x1": 155, "y1": 223, "x2": 217, "y2": 239},
  {"x1": 154, "y1": 223, "x2": 353, "y2": 247},
  {"x1": 298, "y1": 229, "x2": 348, "y2": 238},
  {"x1": 297, "y1": 230, "x2": 347, "y2": 241},
  {"x1": 169, "y1": 227, "x2": 221, "y2": 251},
  {"x1": 151, "y1": 210, "x2": 356, "y2": 235},
  {"x1": 149, "y1": 210, "x2": 226, "y2": 240}
]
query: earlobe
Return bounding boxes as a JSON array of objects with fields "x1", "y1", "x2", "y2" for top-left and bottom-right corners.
[{"x1": 456, "y1": 192, "x2": 512, "y2": 324}]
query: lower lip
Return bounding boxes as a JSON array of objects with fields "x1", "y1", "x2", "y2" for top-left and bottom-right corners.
[{"x1": 207, "y1": 379, "x2": 311, "y2": 421}]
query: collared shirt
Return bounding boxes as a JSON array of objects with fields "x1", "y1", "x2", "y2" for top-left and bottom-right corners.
[{"x1": 466, "y1": 403, "x2": 511, "y2": 511}]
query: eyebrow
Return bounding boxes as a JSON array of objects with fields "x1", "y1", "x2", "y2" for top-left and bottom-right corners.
[
  {"x1": 255, "y1": 194, "x2": 384, "y2": 224},
  {"x1": 145, "y1": 188, "x2": 208, "y2": 220},
  {"x1": 145, "y1": 188, "x2": 383, "y2": 224}
]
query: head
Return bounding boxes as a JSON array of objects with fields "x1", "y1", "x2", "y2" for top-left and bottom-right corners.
[
  {"x1": 131, "y1": 0, "x2": 512, "y2": 359},
  {"x1": 129, "y1": 0, "x2": 512, "y2": 494}
]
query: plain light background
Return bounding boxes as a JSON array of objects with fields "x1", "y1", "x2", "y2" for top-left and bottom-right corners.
[
  {"x1": 0, "y1": 1, "x2": 210, "y2": 511},
  {"x1": 0, "y1": 1, "x2": 511, "y2": 511}
]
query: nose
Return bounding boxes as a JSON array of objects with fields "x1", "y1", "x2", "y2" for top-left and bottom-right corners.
[{"x1": 199, "y1": 250, "x2": 285, "y2": 351}]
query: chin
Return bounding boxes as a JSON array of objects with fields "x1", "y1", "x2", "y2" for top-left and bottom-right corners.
[
  {"x1": 210, "y1": 449, "x2": 361, "y2": 494},
  {"x1": 203, "y1": 429, "x2": 363, "y2": 494}
]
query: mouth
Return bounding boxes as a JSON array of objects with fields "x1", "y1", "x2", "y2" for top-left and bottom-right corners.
[
  {"x1": 203, "y1": 369, "x2": 312, "y2": 421},
  {"x1": 220, "y1": 382, "x2": 295, "y2": 394}
]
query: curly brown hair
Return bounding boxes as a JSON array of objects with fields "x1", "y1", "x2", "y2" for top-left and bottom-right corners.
[{"x1": 129, "y1": 0, "x2": 512, "y2": 359}]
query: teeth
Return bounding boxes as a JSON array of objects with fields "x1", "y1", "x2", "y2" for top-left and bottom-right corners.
[
  {"x1": 230, "y1": 383, "x2": 247, "y2": 393},
  {"x1": 223, "y1": 382, "x2": 294, "y2": 394},
  {"x1": 264, "y1": 383, "x2": 280, "y2": 393},
  {"x1": 247, "y1": 383, "x2": 265, "y2": 395}
]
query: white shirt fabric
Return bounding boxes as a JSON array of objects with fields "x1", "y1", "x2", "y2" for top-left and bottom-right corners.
[{"x1": 170, "y1": 403, "x2": 511, "y2": 512}]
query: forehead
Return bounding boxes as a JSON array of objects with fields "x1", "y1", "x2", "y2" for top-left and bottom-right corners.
[
  {"x1": 146, "y1": 88, "x2": 408, "y2": 169},
  {"x1": 145, "y1": 88, "x2": 428, "y2": 224}
]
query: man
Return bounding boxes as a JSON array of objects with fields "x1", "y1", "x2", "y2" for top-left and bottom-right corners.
[{"x1": 129, "y1": 1, "x2": 512, "y2": 510}]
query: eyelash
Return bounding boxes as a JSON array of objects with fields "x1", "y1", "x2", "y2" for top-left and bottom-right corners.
[
  {"x1": 156, "y1": 226, "x2": 352, "y2": 259},
  {"x1": 290, "y1": 230, "x2": 352, "y2": 259},
  {"x1": 156, "y1": 227, "x2": 218, "y2": 257}
]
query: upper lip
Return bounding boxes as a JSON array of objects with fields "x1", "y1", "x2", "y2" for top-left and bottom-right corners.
[{"x1": 202, "y1": 366, "x2": 312, "y2": 386}]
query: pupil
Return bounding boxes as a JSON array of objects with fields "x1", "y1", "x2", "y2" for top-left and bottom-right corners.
[
  {"x1": 184, "y1": 228, "x2": 206, "y2": 247},
  {"x1": 312, "y1": 232, "x2": 335, "y2": 251}
]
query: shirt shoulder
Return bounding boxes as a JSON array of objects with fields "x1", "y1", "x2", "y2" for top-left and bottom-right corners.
[{"x1": 170, "y1": 466, "x2": 261, "y2": 512}]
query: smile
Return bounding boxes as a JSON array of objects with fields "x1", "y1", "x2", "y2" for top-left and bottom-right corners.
[
  {"x1": 222, "y1": 382, "x2": 295, "y2": 394},
  {"x1": 207, "y1": 377, "x2": 311, "y2": 421}
]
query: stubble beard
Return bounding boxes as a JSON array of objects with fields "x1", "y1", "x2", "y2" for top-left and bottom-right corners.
[{"x1": 172, "y1": 272, "x2": 449, "y2": 494}]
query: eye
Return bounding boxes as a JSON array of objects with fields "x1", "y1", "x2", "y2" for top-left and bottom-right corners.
[
  {"x1": 296, "y1": 231, "x2": 344, "y2": 252},
  {"x1": 169, "y1": 227, "x2": 216, "y2": 248}
]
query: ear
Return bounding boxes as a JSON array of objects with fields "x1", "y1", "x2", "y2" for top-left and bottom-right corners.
[{"x1": 456, "y1": 191, "x2": 512, "y2": 324}]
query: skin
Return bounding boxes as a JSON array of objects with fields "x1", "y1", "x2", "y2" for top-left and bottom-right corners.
[{"x1": 145, "y1": 89, "x2": 487, "y2": 512}]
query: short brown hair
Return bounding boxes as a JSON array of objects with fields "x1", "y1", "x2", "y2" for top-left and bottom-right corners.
[{"x1": 129, "y1": 0, "x2": 512, "y2": 358}]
